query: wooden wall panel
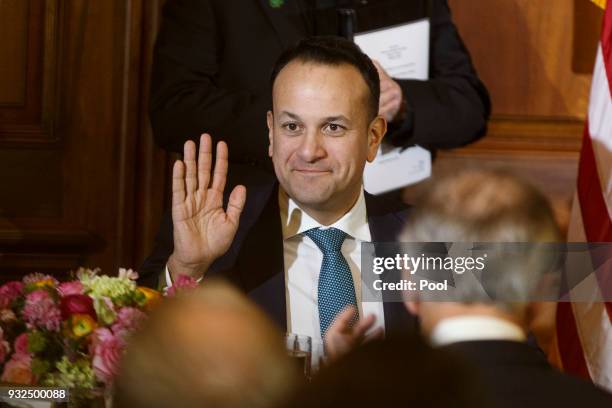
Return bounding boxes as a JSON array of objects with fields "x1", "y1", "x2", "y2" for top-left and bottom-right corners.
[
  {"x1": 0, "y1": 0, "x2": 28, "y2": 105},
  {"x1": 0, "y1": 149, "x2": 62, "y2": 218},
  {"x1": 448, "y1": 0, "x2": 594, "y2": 118},
  {"x1": 0, "y1": 0, "x2": 169, "y2": 281},
  {"x1": 440, "y1": 0, "x2": 602, "y2": 234},
  {"x1": 0, "y1": 0, "x2": 58, "y2": 145},
  {"x1": 573, "y1": 0, "x2": 604, "y2": 73}
]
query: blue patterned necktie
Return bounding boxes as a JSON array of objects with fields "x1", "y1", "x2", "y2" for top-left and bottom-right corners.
[{"x1": 304, "y1": 227, "x2": 359, "y2": 338}]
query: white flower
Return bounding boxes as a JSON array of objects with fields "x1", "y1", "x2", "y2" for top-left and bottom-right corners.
[{"x1": 118, "y1": 268, "x2": 139, "y2": 281}]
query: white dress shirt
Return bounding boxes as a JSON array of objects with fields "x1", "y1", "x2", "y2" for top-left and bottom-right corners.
[
  {"x1": 279, "y1": 188, "x2": 385, "y2": 365},
  {"x1": 430, "y1": 315, "x2": 526, "y2": 347},
  {"x1": 165, "y1": 187, "x2": 386, "y2": 364}
]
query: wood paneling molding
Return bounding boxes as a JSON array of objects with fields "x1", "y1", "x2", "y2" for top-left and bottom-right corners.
[
  {"x1": 463, "y1": 116, "x2": 584, "y2": 154},
  {"x1": 0, "y1": 0, "x2": 59, "y2": 147},
  {"x1": 0, "y1": 225, "x2": 99, "y2": 283}
]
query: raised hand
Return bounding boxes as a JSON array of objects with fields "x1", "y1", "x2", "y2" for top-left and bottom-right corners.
[
  {"x1": 323, "y1": 306, "x2": 384, "y2": 363},
  {"x1": 168, "y1": 134, "x2": 247, "y2": 281}
]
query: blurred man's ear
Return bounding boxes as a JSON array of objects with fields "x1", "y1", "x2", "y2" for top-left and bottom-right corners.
[
  {"x1": 267, "y1": 110, "x2": 274, "y2": 157},
  {"x1": 526, "y1": 301, "x2": 558, "y2": 359},
  {"x1": 404, "y1": 300, "x2": 419, "y2": 316},
  {"x1": 366, "y1": 116, "x2": 386, "y2": 162}
]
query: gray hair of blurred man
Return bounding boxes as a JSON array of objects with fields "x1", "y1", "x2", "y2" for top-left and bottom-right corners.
[
  {"x1": 400, "y1": 168, "x2": 562, "y2": 316},
  {"x1": 114, "y1": 281, "x2": 298, "y2": 408}
]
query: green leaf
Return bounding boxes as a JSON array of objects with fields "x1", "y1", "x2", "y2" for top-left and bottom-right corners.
[
  {"x1": 31, "y1": 358, "x2": 51, "y2": 377},
  {"x1": 28, "y1": 330, "x2": 48, "y2": 354}
]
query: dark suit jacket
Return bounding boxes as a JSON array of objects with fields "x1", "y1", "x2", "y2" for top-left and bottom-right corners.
[
  {"x1": 442, "y1": 340, "x2": 612, "y2": 408},
  {"x1": 150, "y1": 0, "x2": 490, "y2": 170},
  {"x1": 139, "y1": 167, "x2": 416, "y2": 335}
]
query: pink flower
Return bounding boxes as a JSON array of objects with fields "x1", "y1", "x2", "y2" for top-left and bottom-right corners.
[
  {"x1": 92, "y1": 328, "x2": 125, "y2": 385},
  {"x1": 1, "y1": 353, "x2": 34, "y2": 385},
  {"x1": 112, "y1": 307, "x2": 146, "y2": 339},
  {"x1": 166, "y1": 274, "x2": 199, "y2": 297},
  {"x1": 58, "y1": 281, "x2": 84, "y2": 297},
  {"x1": 14, "y1": 333, "x2": 28, "y2": 354},
  {"x1": 0, "y1": 281, "x2": 24, "y2": 309},
  {"x1": 0, "y1": 328, "x2": 10, "y2": 364},
  {"x1": 60, "y1": 294, "x2": 96, "y2": 320},
  {"x1": 22, "y1": 290, "x2": 62, "y2": 332}
]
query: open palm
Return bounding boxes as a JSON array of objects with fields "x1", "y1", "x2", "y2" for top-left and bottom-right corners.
[{"x1": 169, "y1": 134, "x2": 246, "y2": 279}]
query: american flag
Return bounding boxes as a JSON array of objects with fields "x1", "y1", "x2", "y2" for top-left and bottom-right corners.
[{"x1": 556, "y1": 0, "x2": 612, "y2": 391}]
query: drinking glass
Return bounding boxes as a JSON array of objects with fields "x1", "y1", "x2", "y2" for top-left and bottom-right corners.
[{"x1": 285, "y1": 333, "x2": 312, "y2": 380}]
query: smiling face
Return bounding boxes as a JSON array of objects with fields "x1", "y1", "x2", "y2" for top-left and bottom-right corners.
[{"x1": 267, "y1": 61, "x2": 386, "y2": 224}]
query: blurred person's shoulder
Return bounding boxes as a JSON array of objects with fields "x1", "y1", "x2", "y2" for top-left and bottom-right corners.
[
  {"x1": 442, "y1": 340, "x2": 612, "y2": 408},
  {"x1": 283, "y1": 334, "x2": 490, "y2": 408}
]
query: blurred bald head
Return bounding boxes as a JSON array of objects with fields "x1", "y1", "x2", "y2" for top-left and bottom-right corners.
[
  {"x1": 404, "y1": 168, "x2": 561, "y2": 243},
  {"x1": 401, "y1": 169, "x2": 562, "y2": 335},
  {"x1": 114, "y1": 281, "x2": 297, "y2": 408}
]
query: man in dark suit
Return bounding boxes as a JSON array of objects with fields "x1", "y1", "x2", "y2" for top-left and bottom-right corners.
[
  {"x1": 140, "y1": 37, "x2": 415, "y2": 363},
  {"x1": 150, "y1": 0, "x2": 490, "y2": 172},
  {"x1": 396, "y1": 169, "x2": 612, "y2": 407},
  {"x1": 285, "y1": 335, "x2": 490, "y2": 408}
]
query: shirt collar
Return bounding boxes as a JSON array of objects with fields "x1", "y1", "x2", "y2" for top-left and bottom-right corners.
[
  {"x1": 430, "y1": 315, "x2": 527, "y2": 347},
  {"x1": 279, "y1": 188, "x2": 371, "y2": 242}
]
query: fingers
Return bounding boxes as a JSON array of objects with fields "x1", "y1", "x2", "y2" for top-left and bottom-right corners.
[
  {"x1": 323, "y1": 309, "x2": 354, "y2": 362},
  {"x1": 197, "y1": 134, "x2": 213, "y2": 193},
  {"x1": 332, "y1": 305, "x2": 358, "y2": 333},
  {"x1": 183, "y1": 140, "x2": 198, "y2": 195},
  {"x1": 380, "y1": 75, "x2": 395, "y2": 92},
  {"x1": 172, "y1": 160, "x2": 186, "y2": 206},
  {"x1": 373, "y1": 61, "x2": 393, "y2": 86},
  {"x1": 379, "y1": 81, "x2": 402, "y2": 104},
  {"x1": 211, "y1": 141, "x2": 229, "y2": 193},
  {"x1": 379, "y1": 90, "x2": 402, "y2": 120},
  {"x1": 379, "y1": 93, "x2": 400, "y2": 111},
  {"x1": 351, "y1": 314, "x2": 377, "y2": 340},
  {"x1": 364, "y1": 327, "x2": 385, "y2": 344},
  {"x1": 323, "y1": 309, "x2": 379, "y2": 362},
  {"x1": 226, "y1": 185, "x2": 247, "y2": 225},
  {"x1": 372, "y1": 60, "x2": 386, "y2": 76}
]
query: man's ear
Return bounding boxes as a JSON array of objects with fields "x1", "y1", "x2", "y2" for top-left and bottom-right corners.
[
  {"x1": 525, "y1": 301, "x2": 557, "y2": 356},
  {"x1": 366, "y1": 116, "x2": 387, "y2": 162},
  {"x1": 404, "y1": 300, "x2": 419, "y2": 316},
  {"x1": 266, "y1": 110, "x2": 274, "y2": 158}
]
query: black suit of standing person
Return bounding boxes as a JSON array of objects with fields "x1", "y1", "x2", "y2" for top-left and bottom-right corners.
[{"x1": 150, "y1": 0, "x2": 490, "y2": 173}]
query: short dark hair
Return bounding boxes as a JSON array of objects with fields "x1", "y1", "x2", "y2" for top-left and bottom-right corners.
[{"x1": 270, "y1": 36, "x2": 380, "y2": 119}]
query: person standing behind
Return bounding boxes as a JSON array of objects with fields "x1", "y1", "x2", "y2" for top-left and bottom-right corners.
[{"x1": 150, "y1": 0, "x2": 490, "y2": 175}]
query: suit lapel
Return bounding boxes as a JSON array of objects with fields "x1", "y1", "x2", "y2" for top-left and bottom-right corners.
[
  {"x1": 235, "y1": 182, "x2": 288, "y2": 332},
  {"x1": 365, "y1": 193, "x2": 418, "y2": 336}
]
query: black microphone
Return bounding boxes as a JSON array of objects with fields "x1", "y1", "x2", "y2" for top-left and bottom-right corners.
[{"x1": 337, "y1": 8, "x2": 357, "y2": 41}]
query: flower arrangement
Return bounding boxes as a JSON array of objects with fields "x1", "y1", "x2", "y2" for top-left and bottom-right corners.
[{"x1": 0, "y1": 268, "x2": 162, "y2": 402}]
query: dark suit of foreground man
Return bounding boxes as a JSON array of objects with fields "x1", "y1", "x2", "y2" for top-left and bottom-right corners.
[{"x1": 140, "y1": 37, "x2": 415, "y2": 361}]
